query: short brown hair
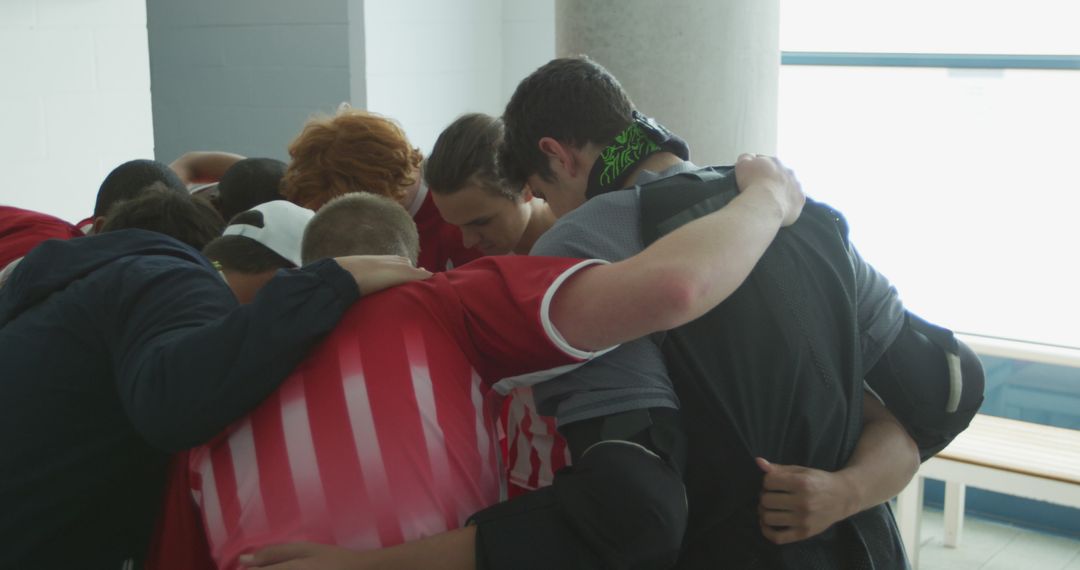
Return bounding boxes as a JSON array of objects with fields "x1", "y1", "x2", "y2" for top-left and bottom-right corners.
[
  {"x1": 425, "y1": 113, "x2": 514, "y2": 199},
  {"x1": 282, "y1": 109, "x2": 423, "y2": 210},
  {"x1": 301, "y1": 193, "x2": 420, "y2": 266},
  {"x1": 95, "y1": 159, "x2": 187, "y2": 217},
  {"x1": 100, "y1": 184, "x2": 225, "y2": 251},
  {"x1": 202, "y1": 211, "x2": 295, "y2": 273}
]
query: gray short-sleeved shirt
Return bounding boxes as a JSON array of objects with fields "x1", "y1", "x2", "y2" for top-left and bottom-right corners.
[
  {"x1": 530, "y1": 185, "x2": 678, "y2": 424},
  {"x1": 530, "y1": 162, "x2": 905, "y2": 426}
]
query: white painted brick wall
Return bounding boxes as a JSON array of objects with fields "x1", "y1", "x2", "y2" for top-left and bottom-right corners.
[
  {"x1": 363, "y1": 0, "x2": 504, "y2": 154},
  {"x1": 361, "y1": 0, "x2": 553, "y2": 155},
  {"x1": 0, "y1": 0, "x2": 155, "y2": 223},
  {"x1": 146, "y1": 0, "x2": 353, "y2": 163},
  {"x1": 0, "y1": 0, "x2": 557, "y2": 220},
  {"x1": 501, "y1": 0, "x2": 554, "y2": 103}
]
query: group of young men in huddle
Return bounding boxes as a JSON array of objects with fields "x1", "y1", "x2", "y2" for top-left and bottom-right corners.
[{"x1": 0, "y1": 56, "x2": 984, "y2": 570}]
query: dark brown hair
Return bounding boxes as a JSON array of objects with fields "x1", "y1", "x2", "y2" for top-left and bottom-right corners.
[
  {"x1": 95, "y1": 159, "x2": 187, "y2": 217},
  {"x1": 218, "y1": 158, "x2": 287, "y2": 222},
  {"x1": 500, "y1": 56, "x2": 636, "y2": 189},
  {"x1": 425, "y1": 113, "x2": 515, "y2": 199},
  {"x1": 202, "y1": 210, "x2": 295, "y2": 273},
  {"x1": 100, "y1": 184, "x2": 225, "y2": 251}
]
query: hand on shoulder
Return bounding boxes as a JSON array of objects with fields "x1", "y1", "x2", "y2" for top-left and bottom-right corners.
[
  {"x1": 333, "y1": 255, "x2": 432, "y2": 296},
  {"x1": 734, "y1": 154, "x2": 805, "y2": 227}
]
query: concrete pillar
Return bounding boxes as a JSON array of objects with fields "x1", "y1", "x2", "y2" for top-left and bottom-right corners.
[{"x1": 556, "y1": 0, "x2": 779, "y2": 164}]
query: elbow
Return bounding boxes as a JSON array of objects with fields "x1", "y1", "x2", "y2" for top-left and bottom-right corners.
[
  {"x1": 563, "y1": 442, "x2": 688, "y2": 569},
  {"x1": 955, "y1": 340, "x2": 986, "y2": 415},
  {"x1": 129, "y1": 401, "x2": 217, "y2": 452},
  {"x1": 132, "y1": 414, "x2": 190, "y2": 452},
  {"x1": 652, "y1": 268, "x2": 713, "y2": 331},
  {"x1": 899, "y1": 430, "x2": 921, "y2": 477}
]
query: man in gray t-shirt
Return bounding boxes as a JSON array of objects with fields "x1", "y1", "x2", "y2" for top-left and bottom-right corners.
[
  {"x1": 466, "y1": 56, "x2": 982, "y2": 570},
  {"x1": 529, "y1": 162, "x2": 907, "y2": 428}
]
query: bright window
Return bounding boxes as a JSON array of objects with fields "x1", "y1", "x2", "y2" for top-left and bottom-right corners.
[{"x1": 778, "y1": 1, "x2": 1080, "y2": 348}]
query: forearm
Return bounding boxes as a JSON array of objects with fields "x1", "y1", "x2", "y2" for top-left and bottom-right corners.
[
  {"x1": 553, "y1": 184, "x2": 785, "y2": 351},
  {"x1": 630, "y1": 182, "x2": 785, "y2": 316},
  {"x1": 838, "y1": 394, "x2": 921, "y2": 516},
  {"x1": 241, "y1": 529, "x2": 474, "y2": 570},
  {"x1": 169, "y1": 151, "x2": 245, "y2": 184},
  {"x1": 362, "y1": 527, "x2": 476, "y2": 570},
  {"x1": 121, "y1": 259, "x2": 359, "y2": 450}
]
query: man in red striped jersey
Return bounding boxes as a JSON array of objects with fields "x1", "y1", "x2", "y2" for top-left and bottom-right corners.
[{"x1": 187, "y1": 153, "x2": 804, "y2": 570}]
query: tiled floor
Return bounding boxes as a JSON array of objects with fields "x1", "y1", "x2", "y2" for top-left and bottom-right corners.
[{"x1": 916, "y1": 508, "x2": 1080, "y2": 570}]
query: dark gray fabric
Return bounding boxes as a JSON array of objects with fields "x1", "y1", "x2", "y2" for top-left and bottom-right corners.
[
  {"x1": 529, "y1": 163, "x2": 906, "y2": 426},
  {"x1": 530, "y1": 187, "x2": 678, "y2": 424}
]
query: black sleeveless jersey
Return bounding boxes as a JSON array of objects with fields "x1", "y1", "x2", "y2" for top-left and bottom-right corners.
[{"x1": 639, "y1": 167, "x2": 908, "y2": 569}]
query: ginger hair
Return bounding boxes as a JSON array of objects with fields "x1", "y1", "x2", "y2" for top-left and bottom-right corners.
[{"x1": 281, "y1": 109, "x2": 423, "y2": 210}]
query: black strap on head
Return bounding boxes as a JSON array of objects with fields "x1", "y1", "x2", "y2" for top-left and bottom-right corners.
[{"x1": 585, "y1": 112, "x2": 691, "y2": 200}]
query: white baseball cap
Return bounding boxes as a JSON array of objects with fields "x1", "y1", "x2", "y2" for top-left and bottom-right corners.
[{"x1": 222, "y1": 200, "x2": 314, "y2": 267}]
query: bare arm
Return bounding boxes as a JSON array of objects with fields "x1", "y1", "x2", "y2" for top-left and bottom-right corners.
[
  {"x1": 113, "y1": 255, "x2": 427, "y2": 451},
  {"x1": 552, "y1": 154, "x2": 804, "y2": 351},
  {"x1": 241, "y1": 527, "x2": 476, "y2": 570},
  {"x1": 757, "y1": 392, "x2": 920, "y2": 544},
  {"x1": 169, "y1": 151, "x2": 246, "y2": 184},
  {"x1": 845, "y1": 393, "x2": 922, "y2": 510}
]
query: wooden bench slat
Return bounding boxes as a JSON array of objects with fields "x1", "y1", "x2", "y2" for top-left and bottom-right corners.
[{"x1": 936, "y1": 415, "x2": 1080, "y2": 485}]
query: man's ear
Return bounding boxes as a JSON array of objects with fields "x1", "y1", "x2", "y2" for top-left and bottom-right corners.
[
  {"x1": 537, "y1": 137, "x2": 580, "y2": 178},
  {"x1": 90, "y1": 216, "x2": 107, "y2": 235},
  {"x1": 520, "y1": 184, "x2": 535, "y2": 202}
]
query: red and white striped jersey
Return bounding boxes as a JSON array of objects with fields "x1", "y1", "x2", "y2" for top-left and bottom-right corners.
[
  {"x1": 188, "y1": 256, "x2": 606, "y2": 570},
  {"x1": 504, "y1": 388, "x2": 570, "y2": 495}
]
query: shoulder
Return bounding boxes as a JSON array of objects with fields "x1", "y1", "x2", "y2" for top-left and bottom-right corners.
[
  {"x1": 100, "y1": 251, "x2": 229, "y2": 318},
  {"x1": 803, "y1": 198, "x2": 852, "y2": 241},
  {"x1": 444, "y1": 256, "x2": 597, "y2": 295},
  {"x1": 530, "y1": 190, "x2": 644, "y2": 261}
]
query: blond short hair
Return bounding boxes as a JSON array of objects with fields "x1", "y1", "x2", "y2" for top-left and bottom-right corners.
[{"x1": 301, "y1": 193, "x2": 420, "y2": 266}]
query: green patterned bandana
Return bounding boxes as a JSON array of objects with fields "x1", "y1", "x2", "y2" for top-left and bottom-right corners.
[
  {"x1": 586, "y1": 112, "x2": 690, "y2": 199},
  {"x1": 597, "y1": 122, "x2": 662, "y2": 188}
]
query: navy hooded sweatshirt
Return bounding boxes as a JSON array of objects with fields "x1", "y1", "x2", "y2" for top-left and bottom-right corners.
[{"x1": 0, "y1": 229, "x2": 359, "y2": 569}]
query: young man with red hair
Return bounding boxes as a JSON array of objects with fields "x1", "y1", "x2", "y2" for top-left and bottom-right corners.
[{"x1": 281, "y1": 108, "x2": 481, "y2": 272}]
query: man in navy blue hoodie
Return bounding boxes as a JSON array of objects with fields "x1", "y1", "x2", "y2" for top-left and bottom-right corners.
[{"x1": 0, "y1": 190, "x2": 428, "y2": 569}]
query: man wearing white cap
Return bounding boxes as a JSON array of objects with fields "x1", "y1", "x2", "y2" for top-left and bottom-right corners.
[{"x1": 203, "y1": 200, "x2": 314, "y2": 304}]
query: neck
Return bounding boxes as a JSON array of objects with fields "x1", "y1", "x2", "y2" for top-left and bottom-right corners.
[
  {"x1": 222, "y1": 269, "x2": 277, "y2": 304},
  {"x1": 624, "y1": 151, "x2": 684, "y2": 188},
  {"x1": 514, "y1": 199, "x2": 556, "y2": 255}
]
